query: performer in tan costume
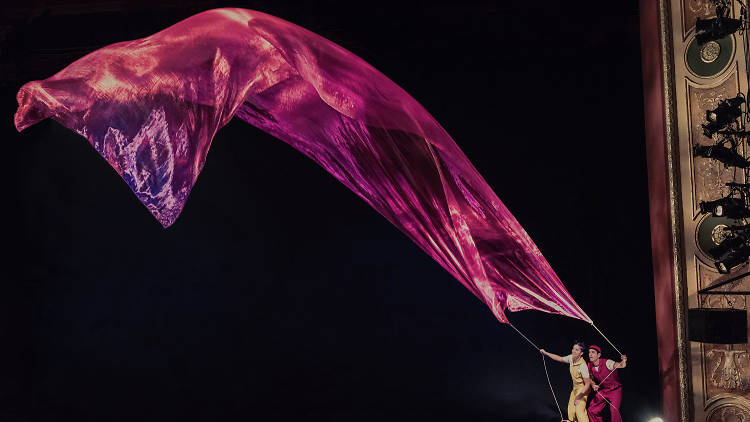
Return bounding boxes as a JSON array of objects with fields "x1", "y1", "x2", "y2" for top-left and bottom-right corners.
[{"x1": 541, "y1": 341, "x2": 592, "y2": 422}]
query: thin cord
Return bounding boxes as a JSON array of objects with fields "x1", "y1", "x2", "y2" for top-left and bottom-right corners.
[
  {"x1": 508, "y1": 323, "x2": 564, "y2": 421},
  {"x1": 590, "y1": 322, "x2": 625, "y2": 418},
  {"x1": 591, "y1": 322, "x2": 623, "y2": 356},
  {"x1": 508, "y1": 322, "x2": 540, "y2": 350},
  {"x1": 590, "y1": 361, "x2": 623, "y2": 418},
  {"x1": 593, "y1": 387, "x2": 622, "y2": 418},
  {"x1": 541, "y1": 353, "x2": 565, "y2": 421},
  {"x1": 597, "y1": 367, "x2": 616, "y2": 384},
  {"x1": 594, "y1": 390, "x2": 620, "y2": 414}
]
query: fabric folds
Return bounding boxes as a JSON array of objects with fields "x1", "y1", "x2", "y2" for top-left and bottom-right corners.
[{"x1": 15, "y1": 8, "x2": 591, "y2": 324}]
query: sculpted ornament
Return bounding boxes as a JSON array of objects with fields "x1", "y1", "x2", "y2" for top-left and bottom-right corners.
[
  {"x1": 707, "y1": 349, "x2": 750, "y2": 392},
  {"x1": 701, "y1": 41, "x2": 722, "y2": 63},
  {"x1": 709, "y1": 404, "x2": 750, "y2": 422},
  {"x1": 688, "y1": 0, "x2": 714, "y2": 15}
]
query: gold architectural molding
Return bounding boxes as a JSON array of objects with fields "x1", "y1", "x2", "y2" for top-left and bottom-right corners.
[{"x1": 661, "y1": 0, "x2": 693, "y2": 419}]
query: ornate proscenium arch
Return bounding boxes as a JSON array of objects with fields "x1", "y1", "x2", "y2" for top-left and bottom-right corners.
[{"x1": 14, "y1": 8, "x2": 590, "y2": 325}]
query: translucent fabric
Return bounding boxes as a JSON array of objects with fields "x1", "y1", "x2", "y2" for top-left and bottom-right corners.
[{"x1": 14, "y1": 8, "x2": 590, "y2": 324}]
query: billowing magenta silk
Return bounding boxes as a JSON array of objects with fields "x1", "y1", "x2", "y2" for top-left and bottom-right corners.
[{"x1": 14, "y1": 8, "x2": 590, "y2": 324}]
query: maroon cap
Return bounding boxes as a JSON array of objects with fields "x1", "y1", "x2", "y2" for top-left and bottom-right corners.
[{"x1": 589, "y1": 345, "x2": 602, "y2": 353}]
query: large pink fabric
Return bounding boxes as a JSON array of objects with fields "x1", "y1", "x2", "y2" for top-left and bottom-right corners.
[{"x1": 14, "y1": 8, "x2": 590, "y2": 324}]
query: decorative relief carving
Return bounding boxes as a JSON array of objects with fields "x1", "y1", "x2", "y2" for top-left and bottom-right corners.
[
  {"x1": 708, "y1": 348, "x2": 750, "y2": 391},
  {"x1": 689, "y1": 75, "x2": 741, "y2": 211},
  {"x1": 704, "y1": 345, "x2": 750, "y2": 401},
  {"x1": 684, "y1": 0, "x2": 717, "y2": 36},
  {"x1": 702, "y1": 41, "x2": 723, "y2": 63},
  {"x1": 708, "y1": 403, "x2": 750, "y2": 422}
]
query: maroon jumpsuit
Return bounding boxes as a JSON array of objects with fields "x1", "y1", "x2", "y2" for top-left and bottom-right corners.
[{"x1": 587, "y1": 358, "x2": 623, "y2": 422}]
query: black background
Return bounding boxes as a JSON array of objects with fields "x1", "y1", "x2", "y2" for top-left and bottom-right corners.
[{"x1": 2, "y1": 1, "x2": 658, "y2": 421}]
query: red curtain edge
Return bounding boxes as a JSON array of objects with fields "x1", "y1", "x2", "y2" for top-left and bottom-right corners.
[{"x1": 640, "y1": 0, "x2": 686, "y2": 420}]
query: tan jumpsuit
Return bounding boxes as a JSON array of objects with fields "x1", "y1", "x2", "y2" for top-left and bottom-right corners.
[{"x1": 567, "y1": 358, "x2": 589, "y2": 422}]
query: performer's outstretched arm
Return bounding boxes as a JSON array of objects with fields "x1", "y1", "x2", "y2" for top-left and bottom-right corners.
[{"x1": 540, "y1": 349, "x2": 566, "y2": 363}]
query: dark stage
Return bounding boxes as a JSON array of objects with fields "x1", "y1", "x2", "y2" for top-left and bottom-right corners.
[{"x1": 2, "y1": 1, "x2": 657, "y2": 421}]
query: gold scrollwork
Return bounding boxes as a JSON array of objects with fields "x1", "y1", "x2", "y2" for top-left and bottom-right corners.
[{"x1": 707, "y1": 401, "x2": 750, "y2": 421}]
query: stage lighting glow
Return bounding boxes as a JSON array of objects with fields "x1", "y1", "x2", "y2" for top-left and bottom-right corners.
[{"x1": 647, "y1": 417, "x2": 664, "y2": 422}]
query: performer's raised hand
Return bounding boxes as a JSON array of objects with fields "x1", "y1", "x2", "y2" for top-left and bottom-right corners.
[
  {"x1": 592, "y1": 384, "x2": 599, "y2": 391},
  {"x1": 617, "y1": 354, "x2": 628, "y2": 369}
]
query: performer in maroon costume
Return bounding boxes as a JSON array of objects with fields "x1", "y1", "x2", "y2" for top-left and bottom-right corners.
[{"x1": 587, "y1": 345, "x2": 627, "y2": 422}]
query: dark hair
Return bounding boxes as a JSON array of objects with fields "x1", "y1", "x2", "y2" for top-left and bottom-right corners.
[{"x1": 572, "y1": 340, "x2": 586, "y2": 352}]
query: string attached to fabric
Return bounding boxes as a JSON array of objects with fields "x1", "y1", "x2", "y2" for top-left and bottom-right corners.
[
  {"x1": 591, "y1": 322, "x2": 623, "y2": 356},
  {"x1": 540, "y1": 355, "x2": 564, "y2": 421},
  {"x1": 508, "y1": 321, "x2": 540, "y2": 350},
  {"x1": 590, "y1": 371, "x2": 622, "y2": 417},
  {"x1": 589, "y1": 321, "x2": 625, "y2": 415},
  {"x1": 589, "y1": 321, "x2": 625, "y2": 418},
  {"x1": 590, "y1": 321, "x2": 625, "y2": 388},
  {"x1": 593, "y1": 384, "x2": 620, "y2": 415},
  {"x1": 596, "y1": 364, "x2": 618, "y2": 385},
  {"x1": 507, "y1": 323, "x2": 564, "y2": 421}
]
